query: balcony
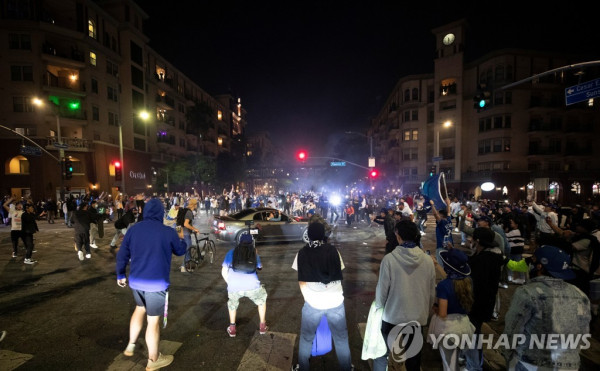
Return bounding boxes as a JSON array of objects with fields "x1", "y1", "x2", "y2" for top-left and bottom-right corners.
[
  {"x1": 528, "y1": 121, "x2": 562, "y2": 132},
  {"x1": 45, "y1": 137, "x2": 93, "y2": 152},
  {"x1": 41, "y1": 43, "x2": 85, "y2": 68},
  {"x1": 527, "y1": 147, "x2": 561, "y2": 156},
  {"x1": 156, "y1": 94, "x2": 175, "y2": 110},
  {"x1": 42, "y1": 72, "x2": 85, "y2": 94}
]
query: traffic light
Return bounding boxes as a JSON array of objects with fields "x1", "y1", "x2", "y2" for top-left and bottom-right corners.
[
  {"x1": 296, "y1": 150, "x2": 307, "y2": 161},
  {"x1": 429, "y1": 165, "x2": 436, "y2": 177},
  {"x1": 65, "y1": 158, "x2": 73, "y2": 179},
  {"x1": 114, "y1": 161, "x2": 122, "y2": 181},
  {"x1": 369, "y1": 169, "x2": 379, "y2": 178},
  {"x1": 473, "y1": 84, "x2": 491, "y2": 111}
]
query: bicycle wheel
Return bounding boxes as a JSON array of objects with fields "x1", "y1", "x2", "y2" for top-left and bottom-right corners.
[
  {"x1": 185, "y1": 246, "x2": 199, "y2": 273},
  {"x1": 206, "y1": 240, "x2": 216, "y2": 264}
]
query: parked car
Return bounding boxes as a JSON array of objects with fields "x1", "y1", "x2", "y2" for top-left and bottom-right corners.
[{"x1": 212, "y1": 208, "x2": 309, "y2": 244}]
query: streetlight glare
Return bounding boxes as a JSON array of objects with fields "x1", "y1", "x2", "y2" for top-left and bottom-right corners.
[
  {"x1": 139, "y1": 110, "x2": 150, "y2": 120},
  {"x1": 32, "y1": 97, "x2": 43, "y2": 106},
  {"x1": 443, "y1": 120, "x2": 452, "y2": 127}
]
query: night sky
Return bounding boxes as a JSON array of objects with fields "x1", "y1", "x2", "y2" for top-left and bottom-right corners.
[{"x1": 139, "y1": 1, "x2": 600, "y2": 158}]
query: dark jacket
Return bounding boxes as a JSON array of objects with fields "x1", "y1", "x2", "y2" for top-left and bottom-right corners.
[
  {"x1": 21, "y1": 211, "x2": 39, "y2": 234},
  {"x1": 73, "y1": 208, "x2": 91, "y2": 234},
  {"x1": 297, "y1": 243, "x2": 343, "y2": 284},
  {"x1": 468, "y1": 248, "x2": 504, "y2": 323},
  {"x1": 116, "y1": 199, "x2": 186, "y2": 292}
]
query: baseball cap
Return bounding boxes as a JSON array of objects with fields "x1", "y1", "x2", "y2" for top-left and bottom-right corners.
[
  {"x1": 472, "y1": 227, "x2": 499, "y2": 248},
  {"x1": 534, "y1": 245, "x2": 575, "y2": 280},
  {"x1": 475, "y1": 215, "x2": 493, "y2": 224}
]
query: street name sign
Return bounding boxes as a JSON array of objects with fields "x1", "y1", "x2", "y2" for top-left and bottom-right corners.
[
  {"x1": 53, "y1": 142, "x2": 69, "y2": 149},
  {"x1": 20, "y1": 146, "x2": 42, "y2": 156},
  {"x1": 565, "y1": 78, "x2": 600, "y2": 105},
  {"x1": 432, "y1": 156, "x2": 443, "y2": 162},
  {"x1": 330, "y1": 161, "x2": 346, "y2": 167}
]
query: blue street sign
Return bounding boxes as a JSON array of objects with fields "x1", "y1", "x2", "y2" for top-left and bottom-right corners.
[
  {"x1": 565, "y1": 78, "x2": 600, "y2": 105},
  {"x1": 330, "y1": 161, "x2": 346, "y2": 167},
  {"x1": 432, "y1": 156, "x2": 443, "y2": 162},
  {"x1": 19, "y1": 146, "x2": 42, "y2": 156},
  {"x1": 53, "y1": 142, "x2": 69, "y2": 149}
]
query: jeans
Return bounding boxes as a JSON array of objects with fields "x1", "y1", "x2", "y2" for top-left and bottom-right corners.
[
  {"x1": 298, "y1": 302, "x2": 352, "y2": 371},
  {"x1": 110, "y1": 227, "x2": 128, "y2": 246},
  {"x1": 23, "y1": 233, "x2": 34, "y2": 259},
  {"x1": 373, "y1": 320, "x2": 422, "y2": 371},
  {"x1": 181, "y1": 233, "x2": 192, "y2": 267}
]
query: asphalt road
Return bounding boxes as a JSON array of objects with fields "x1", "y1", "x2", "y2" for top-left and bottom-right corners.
[{"x1": 1, "y1": 214, "x2": 598, "y2": 370}]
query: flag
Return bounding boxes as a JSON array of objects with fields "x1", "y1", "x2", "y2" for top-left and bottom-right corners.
[{"x1": 420, "y1": 173, "x2": 447, "y2": 210}]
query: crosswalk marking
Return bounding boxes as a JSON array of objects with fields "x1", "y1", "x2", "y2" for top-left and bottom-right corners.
[
  {"x1": 237, "y1": 331, "x2": 296, "y2": 371},
  {"x1": 107, "y1": 340, "x2": 182, "y2": 371},
  {"x1": 0, "y1": 350, "x2": 34, "y2": 371}
]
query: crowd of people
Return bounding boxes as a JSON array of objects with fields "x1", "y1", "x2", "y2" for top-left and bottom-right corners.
[{"x1": 3, "y1": 189, "x2": 600, "y2": 370}]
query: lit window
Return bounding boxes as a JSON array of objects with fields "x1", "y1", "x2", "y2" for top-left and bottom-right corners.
[
  {"x1": 593, "y1": 183, "x2": 600, "y2": 195},
  {"x1": 7, "y1": 155, "x2": 29, "y2": 174},
  {"x1": 89, "y1": 51, "x2": 97, "y2": 66},
  {"x1": 88, "y1": 19, "x2": 96, "y2": 39},
  {"x1": 571, "y1": 182, "x2": 581, "y2": 195},
  {"x1": 217, "y1": 110, "x2": 223, "y2": 120},
  {"x1": 412, "y1": 130, "x2": 418, "y2": 141}
]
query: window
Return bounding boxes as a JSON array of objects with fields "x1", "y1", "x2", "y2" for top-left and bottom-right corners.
[
  {"x1": 108, "y1": 112, "x2": 119, "y2": 126},
  {"x1": 106, "y1": 60, "x2": 119, "y2": 77},
  {"x1": 493, "y1": 117, "x2": 503, "y2": 129},
  {"x1": 179, "y1": 120, "x2": 185, "y2": 130},
  {"x1": 493, "y1": 139, "x2": 502, "y2": 152},
  {"x1": 13, "y1": 96, "x2": 34, "y2": 112},
  {"x1": 131, "y1": 65, "x2": 143, "y2": 89},
  {"x1": 135, "y1": 137, "x2": 147, "y2": 151},
  {"x1": 91, "y1": 78, "x2": 98, "y2": 93},
  {"x1": 495, "y1": 65, "x2": 504, "y2": 81},
  {"x1": 412, "y1": 88, "x2": 419, "y2": 100},
  {"x1": 9, "y1": 33, "x2": 31, "y2": 50},
  {"x1": 7, "y1": 155, "x2": 29, "y2": 174},
  {"x1": 107, "y1": 86, "x2": 118, "y2": 102},
  {"x1": 505, "y1": 91, "x2": 512, "y2": 104},
  {"x1": 404, "y1": 130, "x2": 411, "y2": 141},
  {"x1": 88, "y1": 19, "x2": 96, "y2": 39},
  {"x1": 217, "y1": 110, "x2": 223, "y2": 120},
  {"x1": 403, "y1": 129, "x2": 418, "y2": 141},
  {"x1": 92, "y1": 106, "x2": 99, "y2": 121},
  {"x1": 89, "y1": 51, "x2": 97, "y2": 66},
  {"x1": 412, "y1": 130, "x2": 418, "y2": 141},
  {"x1": 402, "y1": 148, "x2": 418, "y2": 161},
  {"x1": 571, "y1": 182, "x2": 581, "y2": 195},
  {"x1": 411, "y1": 110, "x2": 418, "y2": 121},
  {"x1": 504, "y1": 116, "x2": 511, "y2": 128},
  {"x1": 404, "y1": 89, "x2": 410, "y2": 102},
  {"x1": 10, "y1": 65, "x2": 33, "y2": 81},
  {"x1": 179, "y1": 138, "x2": 185, "y2": 148},
  {"x1": 403, "y1": 111, "x2": 410, "y2": 122},
  {"x1": 130, "y1": 41, "x2": 143, "y2": 66},
  {"x1": 178, "y1": 103, "x2": 185, "y2": 113}
]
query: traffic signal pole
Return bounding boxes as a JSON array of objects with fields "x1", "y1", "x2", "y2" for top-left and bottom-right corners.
[
  {"x1": 56, "y1": 114, "x2": 65, "y2": 201},
  {"x1": 118, "y1": 123, "x2": 125, "y2": 196}
]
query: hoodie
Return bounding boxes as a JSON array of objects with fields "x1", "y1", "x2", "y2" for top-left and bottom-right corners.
[
  {"x1": 116, "y1": 199, "x2": 187, "y2": 292},
  {"x1": 375, "y1": 245, "x2": 436, "y2": 325}
]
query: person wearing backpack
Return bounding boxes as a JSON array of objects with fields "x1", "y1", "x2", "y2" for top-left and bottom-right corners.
[
  {"x1": 221, "y1": 234, "x2": 268, "y2": 338},
  {"x1": 177, "y1": 199, "x2": 199, "y2": 273}
]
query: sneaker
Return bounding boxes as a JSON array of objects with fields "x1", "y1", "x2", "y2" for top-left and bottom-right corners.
[
  {"x1": 90, "y1": 243, "x2": 98, "y2": 249},
  {"x1": 78, "y1": 251, "x2": 84, "y2": 261},
  {"x1": 146, "y1": 353, "x2": 174, "y2": 371},
  {"x1": 103, "y1": 220, "x2": 109, "y2": 224},
  {"x1": 291, "y1": 364, "x2": 300, "y2": 371},
  {"x1": 24, "y1": 258, "x2": 36, "y2": 265},
  {"x1": 491, "y1": 312, "x2": 499, "y2": 321},
  {"x1": 32, "y1": 250, "x2": 37, "y2": 253},
  {"x1": 180, "y1": 266, "x2": 186, "y2": 273},
  {"x1": 123, "y1": 343, "x2": 136, "y2": 356},
  {"x1": 498, "y1": 282, "x2": 509, "y2": 289},
  {"x1": 259, "y1": 322, "x2": 268, "y2": 335},
  {"x1": 0, "y1": 330, "x2": 6, "y2": 342},
  {"x1": 12, "y1": 252, "x2": 17, "y2": 258},
  {"x1": 85, "y1": 254, "x2": 91, "y2": 259},
  {"x1": 227, "y1": 324, "x2": 236, "y2": 337},
  {"x1": 512, "y1": 278, "x2": 525, "y2": 285}
]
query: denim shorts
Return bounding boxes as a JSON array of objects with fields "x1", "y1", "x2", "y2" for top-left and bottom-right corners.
[
  {"x1": 132, "y1": 290, "x2": 167, "y2": 316},
  {"x1": 227, "y1": 285, "x2": 267, "y2": 311}
]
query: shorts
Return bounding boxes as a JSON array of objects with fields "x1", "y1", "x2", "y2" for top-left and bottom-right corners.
[
  {"x1": 227, "y1": 285, "x2": 267, "y2": 311},
  {"x1": 132, "y1": 289, "x2": 167, "y2": 316}
]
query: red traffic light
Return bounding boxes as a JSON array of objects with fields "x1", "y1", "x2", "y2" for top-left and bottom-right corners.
[
  {"x1": 297, "y1": 150, "x2": 307, "y2": 161},
  {"x1": 369, "y1": 169, "x2": 379, "y2": 178},
  {"x1": 114, "y1": 161, "x2": 121, "y2": 168}
]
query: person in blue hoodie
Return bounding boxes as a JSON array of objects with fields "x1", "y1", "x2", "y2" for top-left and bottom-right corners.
[{"x1": 116, "y1": 198, "x2": 187, "y2": 371}]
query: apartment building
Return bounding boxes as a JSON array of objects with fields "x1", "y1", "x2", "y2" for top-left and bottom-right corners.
[
  {"x1": 0, "y1": 0, "x2": 245, "y2": 201},
  {"x1": 370, "y1": 19, "x2": 600, "y2": 204}
]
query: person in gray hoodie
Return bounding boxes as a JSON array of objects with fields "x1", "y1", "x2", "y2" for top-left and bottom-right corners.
[{"x1": 373, "y1": 220, "x2": 436, "y2": 371}]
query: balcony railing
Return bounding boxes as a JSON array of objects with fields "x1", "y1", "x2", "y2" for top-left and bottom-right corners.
[
  {"x1": 42, "y1": 43, "x2": 85, "y2": 63},
  {"x1": 43, "y1": 72, "x2": 84, "y2": 92}
]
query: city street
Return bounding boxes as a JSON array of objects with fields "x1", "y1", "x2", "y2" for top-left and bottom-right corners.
[{"x1": 1, "y1": 213, "x2": 599, "y2": 370}]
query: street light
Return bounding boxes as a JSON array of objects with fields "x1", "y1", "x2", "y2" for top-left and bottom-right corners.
[
  {"x1": 32, "y1": 97, "x2": 65, "y2": 199},
  {"x1": 435, "y1": 120, "x2": 453, "y2": 174},
  {"x1": 117, "y1": 110, "x2": 150, "y2": 196}
]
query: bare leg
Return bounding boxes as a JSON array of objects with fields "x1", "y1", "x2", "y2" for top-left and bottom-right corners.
[
  {"x1": 146, "y1": 315, "x2": 161, "y2": 361},
  {"x1": 228, "y1": 309, "x2": 237, "y2": 324},
  {"x1": 258, "y1": 304, "x2": 266, "y2": 323},
  {"x1": 128, "y1": 306, "x2": 146, "y2": 345}
]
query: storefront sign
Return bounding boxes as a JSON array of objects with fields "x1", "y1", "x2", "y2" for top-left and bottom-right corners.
[{"x1": 129, "y1": 171, "x2": 146, "y2": 180}]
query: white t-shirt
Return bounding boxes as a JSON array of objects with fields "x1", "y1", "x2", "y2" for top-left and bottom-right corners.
[
  {"x1": 292, "y1": 251, "x2": 345, "y2": 310},
  {"x1": 9, "y1": 204, "x2": 23, "y2": 231}
]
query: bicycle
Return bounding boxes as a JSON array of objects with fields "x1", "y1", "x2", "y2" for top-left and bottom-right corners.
[{"x1": 184, "y1": 232, "x2": 216, "y2": 273}]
